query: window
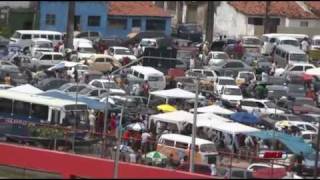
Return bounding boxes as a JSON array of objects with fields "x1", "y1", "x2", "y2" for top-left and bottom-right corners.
[
  {"x1": 256, "y1": 102, "x2": 265, "y2": 108},
  {"x1": 48, "y1": 35, "x2": 54, "y2": 40},
  {"x1": 133, "y1": 71, "x2": 139, "y2": 77},
  {"x1": 41, "y1": 55, "x2": 52, "y2": 60},
  {"x1": 95, "y1": 58, "x2": 105, "y2": 63},
  {"x1": 13, "y1": 101, "x2": 30, "y2": 117},
  {"x1": 163, "y1": 139, "x2": 174, "y2": 146},
  {"x1": 175, "y1": 142, "x2": 189, "y2": 149},
  {"x1": 204, "y1": 71, "x2": 214, "y2": 76},
  {"x1": 132, "y1": 19, "x2": 141, "y2": 28},
  {"x1": 305, "y1": 66, "x2": 314, "y2": 71},
  {"x1": 300, "y1": 21, "x2": 308, "y2": 27},
  {"x1": 90, "y1": 90, "x2": 99, "y2": 97},
  {"x1": 34, "y1": 34, "x2": 39, "y2": 38},
  {"x1": 306, "y1": 125, "x2": 316, "y2": 131},
  {"x1": 31, "y1": 104, "x2": 49, "y2": 120},
  {"x1": 139, "y1": 74, "x2": 145, "y2": 79},
  {"x1": 92, "y1": 81, "x2": 103, "y2": 88},
  {"x1": 90, "y1": 32, "x2": 99, "y2": 37},
  {"x1": 291, "y1": 66, "x2": 303, "y2": 71},
  {"x1": 108, "y1": 18, "x2": 127, "y2": 30},
  {"x1": 41, "y1": 34, "x2": 46, "y2": 39},
  {"x1": 248, "y1": 17, "x2": 263, "y2": 25},
  {"x1": 54, "y1": 35, "x2": 61, "y2": 40},
  {"x1": 241, "y1": 101, "x2": 257, "y2": 107},
  {"x1": 53, "y1": 55, "x2": 63, "y2": 60},
  {"x1": 146, "y1": 19, "x2": 166, "y2": 31},
  {"x1": 21, "y1": 34, "x2": 32, "y2": 40},
  {"x1": 77, "y1": 32, "x2": 89, "y2": 38},
  {"x1": 45, "y1": 14, "x2": 56, "y2": 25},
  {"x1": 0, "y1": 98, "x2": 12, "y2": 114},
  {"x1": 88, "y1": 16, "x2": 100, "y2": 26},
  {"x1": 225, "y1": 62, "x2": 243, "y2": 68}
]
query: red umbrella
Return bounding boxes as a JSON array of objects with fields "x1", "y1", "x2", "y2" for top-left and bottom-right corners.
[
  {"x1": 252, "y1": 167, "x2": 287, "y2": 179},
  {"x1": 303, "y1": 73, "x2": 313, "y2": 82}
]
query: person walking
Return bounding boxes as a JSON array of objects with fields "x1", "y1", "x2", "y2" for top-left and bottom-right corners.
[
  {"x1": 301, "y1": 37, "x2": 309, "y2": 53},
  {"x1": 189, "y1": 55, "x2": 195, "y2": 69},
  {"x1": 4, "y1": 73, "x2": 11, "y2": 85},
  {"x1": 142, "y1": 80, "x2": 150, "y2": 97},
  {"x1": 89, "y1": 109, "x2": 96, "y2": 135},
  {"x1": 141, "y1": 131, "x2": 151, "y2": 153}
]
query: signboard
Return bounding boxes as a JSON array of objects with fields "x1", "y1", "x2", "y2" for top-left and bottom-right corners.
[{"x1": 262, "y1": 151, "x2": 283, "y2": 159}]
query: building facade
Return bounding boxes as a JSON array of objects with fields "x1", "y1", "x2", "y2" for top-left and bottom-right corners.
[{"x1": 39, "y1": 1, "x2": 171, "y2": 38}]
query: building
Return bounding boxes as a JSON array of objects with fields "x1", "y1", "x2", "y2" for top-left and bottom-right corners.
[
  {"x1": 39, "y1": 1, "x2": 171, "y2": 38},
  {"x1": 39, "y1": 1, "x2": 108, "y2": 35}
]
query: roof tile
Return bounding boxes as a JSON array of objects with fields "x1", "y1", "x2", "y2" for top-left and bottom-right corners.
[{"x1": 108, "y1": 1, "x2": 171, "y2": 17}]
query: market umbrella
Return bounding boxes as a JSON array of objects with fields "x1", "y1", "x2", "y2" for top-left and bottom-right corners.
[
  {"x1": 145, "y1": 151, "x2": 167, "y2": 164},
  {"x1": 276, "y1": 121, "x2": 290, "y2": 129},
  {"x1": 113, "y1": 145, "x2": 134, "y2": 153},
  {"x1": 157, "y1": 104, "x2": 176, "y2": 112},
  {"x1": 230, "y1": 112, "x2": 260, "y2": 125},
  {"x1": 252, "y1": 167, "x2": 287, "y2": 179},
  {"x1": 126, "y1": 122, "x2": 146, "y2": 132}
]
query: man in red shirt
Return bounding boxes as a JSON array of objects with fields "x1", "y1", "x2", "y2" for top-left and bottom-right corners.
[{"x1": 142, "y1": 80, "x2": 150, "y2": 97}]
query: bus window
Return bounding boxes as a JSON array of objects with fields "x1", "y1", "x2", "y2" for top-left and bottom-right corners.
[
  {"x1": 33, "y1": 34, "x2": 40, "y2": 38},
  {"x1": 133, "y1": 71, "x2": 139, "y2": 78},
  {"x1": 51, "y1": 109, "x2": 61, "y2": 125},
  {"x1": 138, "y1": 73, "x2": 144, "y2": 79},
  {"x1": 0, "y1": 98, "x2": 12, "y2": 114},
  {"x1": 21, "y1": 34, "x2": 32, "y2": 40},
  {"x1": 41, "y1": 34, "x2": 47, "y2": 39},
  {"x1": 163, "y1": 139, "x2": 174, "y2": 147},
  {"x1": 31, "y1": 104, "x2": 49, "y2": 121},
  {"x1": 54, "y1": 35, "x2": 61, "y2": 40},
  {"x1": 13, "y1": 100, "x2": 30, "y2": 117},
  {"x1": 48, "y1": 35, "x2": 54, "y2": 40},
  {"x1": 175, "y1": 142, "x2": 188, "y2": 149}
]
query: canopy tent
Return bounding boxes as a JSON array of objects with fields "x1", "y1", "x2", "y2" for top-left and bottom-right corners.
[
  {"x1": 246, "y1": 130, "x2": 315, "y2": 156},
  {"x1": 9, "y1": 84, "x2": 44, "y2": 94},
  {"x1": 230, "y1": 112, "x2": 260, "y2": 125},
  {"x1": 148, "y1": 88, "x2": 205, "y2": 106},
  {"x1": 189, "y1": 104, "x2": 234, "y2": 115},
  {"x1": 38, "y1": 90, "x2": 112, "y2": 112},
  {"x1": 47, "y1": 61, "x2": 84, "y2": 71}
]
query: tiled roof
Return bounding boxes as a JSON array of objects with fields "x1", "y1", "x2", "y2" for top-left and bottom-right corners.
[
  {"x1": 108, "y1": 1, "x2": 171, "y2": 17},
  {"x1": 305, "y1": 1, "x2": 320, "y2": 17},
  {"x1": 229, "y1": 1, "x2": 318, "y2": 19}
]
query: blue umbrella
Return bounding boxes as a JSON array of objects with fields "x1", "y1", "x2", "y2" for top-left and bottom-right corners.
[{"x1": 230, "y1": 112, "x2": 260, "y2": 124}]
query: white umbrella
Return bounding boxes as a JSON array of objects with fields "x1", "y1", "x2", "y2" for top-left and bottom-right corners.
[
  {"x1": 127, "y1": 122, "x2": 146, "y2": 132},
  {"x1": 47, "y1": 61, "x2": 81, "y2": 71}
]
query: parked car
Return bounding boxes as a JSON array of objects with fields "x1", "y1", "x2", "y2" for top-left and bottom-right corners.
[
  {"x1": 220, "y1": 85, "x2": 243, "y2": 107},
  {"x1": 215, "y1": 76, "x2": 236, "y2": 95},
  {"x1": 185, "y1": 68, "x2": 217, "y2": 82},
  {"x1": 107, "y1": 46, "x2": 137, "y2": 65},
  {"x1": 35, "y1": 78, "x2": 68, "y2": 91},
  {"x1": 75, "y1": 31, "x2": 102, "y2": 43},
  {"x1": 260, "y1": 113, "x2": 302, "y2": 129},
  {"x1": 207, "y1": 59, "x2": 253, "y2": 77},
  {"x1": 29, "y1": 38, "x2": 54, "y2": 57},
  {"x1": 78, "y1": 86, "x2": 108, "y2": 99},
  {"x1": 176, "y1": 23, "x2": 203, "y2": 42},
  {"x1": 207, "y1": 51, "x2": 229, "y2": 66},
  {"x1": 88, "y1": 79, "x2": 125, "y2": 95},
  {"x1": 31, "y1": 52, "x2": 64, "y2": 70},
  {"x1": 287, "y1": 84, "x2": 306, "y2": 99},
  {"x1": 289, "y1": 97, "x2": 316, "y2": 114},
  {"x1": 266, "y1": 85, "x2": 288, "y2": 100},
  {"x1": 299, "y1": 113, "x2": 320, "y2": 127},
  {"x1": 58, "y1": 83, "x2": 90, "y2": 93},
  {"x1": 235, "y1": 71, "x2": 256, "y2": 86},
  {"x1": 240, "y1": 98, "x2": 285, "y2": 115},
  {"x1": 275, "y1": 63, "x2": 316, "y2": 77},
  {"x1": 83, "y1": 54, "x2": 120, "y2": 74}
]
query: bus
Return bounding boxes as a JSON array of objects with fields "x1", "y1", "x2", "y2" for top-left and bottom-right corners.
[{"x1": 0, "y1": 90, "x2": 89, "y2": 138}]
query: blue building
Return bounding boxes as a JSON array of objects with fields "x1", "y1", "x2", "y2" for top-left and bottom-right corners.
[{"x1": 39, "y1": 1, "x2": 171, "y2": 38}]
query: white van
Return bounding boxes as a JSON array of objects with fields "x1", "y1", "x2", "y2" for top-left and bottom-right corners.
[
  {"x1": 30, "y1": 38, "x2": 54, "y2": 57},
  {"x1": 157, "y1": 134, "x2": 218, "y2": 165},
  {"x1": 10, "y1": 30, "x2": 63, "y2": 50},
  {"x1": 275, "y1": 36, "x2": 300, "y2": 47},
  {"x1": 311, "y1": 35, "x2": 320, "y2": 50},
  {"x1": 240, "y1": 98, "x2": 285, "y2": 115},
  {"x1": 261, "y1": 33, "x2": 308, "y2": 55},
  {"x1": 128, "y1": 65, "x2": 166, "y2": 90},
  {"x1": 72, "y1": 38, "x2": 96, "y2": 61},
  {"x1": 273, "y1": 45, "x2": 308, "y2": 68}
]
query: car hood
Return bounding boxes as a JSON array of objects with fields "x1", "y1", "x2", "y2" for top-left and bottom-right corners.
[{"x1": 221, "y1": 95, "x2": 243, "y2": 101}]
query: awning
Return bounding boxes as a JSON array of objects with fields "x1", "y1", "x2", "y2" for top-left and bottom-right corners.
[
  {"x1": 230, "y1": 112, "x2": 260, "y2": 125},
  {"x1": 47, "y1": 61, "x2": 85, "y2": 71},
  {"x1": 189, "y1": 104, "x2": 234, "y2": 115},
  {"x1": 149, "y1": 88, "x2": 205, "y2": 100},
  {"x1": 246, "y1": 130, "x2": 315, "y2": 156}
]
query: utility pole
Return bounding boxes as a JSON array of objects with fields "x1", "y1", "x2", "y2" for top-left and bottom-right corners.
[
  {"x1": 206, "y1": 1, "x2": 214, "y2": 43},
  {"x1": 264, "y1": 1, "x2": 271, "y2": 34},
  {"x1": 176, "y1": 1, "x2": 183, "y2": 25},
  {"x1": 314, "y1": 120, "x2": 320, "y2": 178},
  {"x1": 66, "y1": 1, "x2": 75, "y2": 49}
]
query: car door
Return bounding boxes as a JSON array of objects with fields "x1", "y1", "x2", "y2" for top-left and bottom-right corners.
[
  {"x1": 39, "y1": 54, "x2": 52, "y2": 67},
  {"x1": 256, "y1": 102, "x2": 266, "y2": 113},
  {"x1": 53, "y1": 54, "x2": 64, "y2": 65},
  {"x1": 92, "y1": 57, "x2": 106, "y2": 72}
]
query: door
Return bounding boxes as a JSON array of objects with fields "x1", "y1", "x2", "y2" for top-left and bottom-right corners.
[{"x1": 74, "y1": 16, "x2": 81, "y2": 31}]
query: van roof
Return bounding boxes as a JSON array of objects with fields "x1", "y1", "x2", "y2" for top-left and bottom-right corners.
[
  {"x1": 130, "y1": 65, "x2": 164, "y2": 75},
  {"x1": 15, "y1": 30, "x2": 62, "y2": 35},
  {"x1": 312, "y1": 35, "x2": 320, "y2": 40},
  {"x1": 276, "y1": 45, "x2": 306, "y2": 54},
  {"x1": 276, "y1": 36, "x2": 298, "y2": 41},
  {"x1": 159, "y1": 133, "x2": 214, "y2": 145},
  {"x1": 262, "y1": 33, "x2": 309, "y2": 38},
  {"x1": 31, "y1": 38, "x2": 53, "y2": 43},
  {"x1": 242, "y1": 98, "x2": 270, "y2": 103}
]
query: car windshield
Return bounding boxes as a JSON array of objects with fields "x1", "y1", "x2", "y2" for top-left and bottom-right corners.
[
  {"x1": 239, "y1": 73, "x2": 254, "y2": 79},
  {"x1": 79, "y1": 47, "x2": 95, "y2": 53},
  {"x1": 224, "y1": 88, "x2": 242, "y2": 95},
  {"x1": 103, "y1": 82, "x2": 117, "y2": 89},
  {"x1": 200, "y1": 144, "x2": 216, "y2": 153},
  {"x1": 219, "y1": 79, "x2": 235, "y2": 85},
  {"x1": 79, "y1": 87, "x2": 93, "y2": 94},
  {"x1": 290, "y1": 54, "x2": 307, "y2": 62},
  {"x1": 243, "y1": 38, "x2": 260, "y2": 45},
  {"x1": 213, "y1": 53, "x2": 228, "y2": 59},
  {"x1": 265, "y1": 101, "x2": 276, "y2": 108},
  {"x1": 36, "y1": 42, "x2": 53, "y2": 48},
  {"x1": 282, "y1": 40, "x2": 299, "y2": 47},
  {"x1": 115, "y1": 49, "x2": 133, "y2": 55},
  {"x1": 12, "y1": 32, "x2": 21, "y2": 39}
]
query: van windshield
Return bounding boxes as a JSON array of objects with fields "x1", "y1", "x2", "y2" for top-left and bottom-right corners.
[
  {"x1": 37, "y1": 42, "x2": 53, "y2": 48},
  {"x1": 200, "y1": 144, "x2": 216, "y2": 153},
  {"x1": 79, "y1": 47, "x2": 95, "y2": 53},
  {"x1": 12, "y1": 32, "x2": 21, "y2": 39},
  {"x1": 148, "y1": 76, "x2": 163, "y2": 81},
  {"x1": 243, "y1": 38, "x2": 260, "y2": 45},
  {"x1": 290, "y1": 54, "x2": 307, "y2": 62}
]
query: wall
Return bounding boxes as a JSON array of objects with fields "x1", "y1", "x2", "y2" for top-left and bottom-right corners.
[
  {"x1": 0, "y1": 143, "x2": 211, "y2": 179},
  {"x1": 0, "y1": 1, "x2": 31, "y2": 9},
  {"x1": 277, "y1": 26, "x2": 320, "y2": 37},
  {"x1": 214, "y1": 1, "x2": 253, "y2": 38},
  {"x1": 105, "y1": 16, "x2": 171, "y2": 38},
  {"x1": 39, "y1": 1, "x2": 107, "y2": 36},
  {"x1": 285, "y1": 18, "x2": 320, "y2": 28}
]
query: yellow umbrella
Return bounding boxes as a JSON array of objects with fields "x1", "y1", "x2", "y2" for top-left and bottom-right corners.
[
  {"x1": 157, "y1": 104, "x2": 177, "y2": 112},
  {"x1": 276, "y1": 121, "x2": 291, "y2": 128}
]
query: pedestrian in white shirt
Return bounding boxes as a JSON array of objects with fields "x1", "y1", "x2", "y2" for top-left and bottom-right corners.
[
  {"x1": 89, "y1": 109, "x2": 96, "y2": 134},
  {"x1": 189, "y1": 56, "x2": 195, "y2": 69},
  {"x1": 301, "y1": 37, "x2": 309, "y2": 53},
  {"x1": 141, "y1": 131, "x2": 151, "y2": 153}
]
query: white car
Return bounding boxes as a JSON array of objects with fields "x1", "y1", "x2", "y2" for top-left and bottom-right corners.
[
  {"x1": 107, "y1": 46, "x2": 137, "y2": 64},
  {"x1": 300, "y1": 131, "x2": 317, "y2": 144},
  {"x1": 72, "y1": 38, "x2": 96, "y2": 61},
  {"x1": 240, "y1": 98, "x2": 285, "y2": 115},
  {"x1": 235, "y1": 71, "x2": 256, "y2": 85},
  {"x1": 88, "y1": 79, "x2": 125, "y2": 95},
  {"x1": 247, "y1": 163, "x2": 285, "y2": 172},
  {"x1": 185, "y1": 68, "x2": 217, "y2": 82},
  {"x1": 207, "y1": 51, "x2": 229, "y2": 66},
  {"x1": 275, "y1": 63, "x2": 316, "y2": 77},
  {"x1": 30, "y1": 38, "x2": 54, "y2": 57},
  {"x1": 31, "y1": 52, "x2": 64, "y2": 70},
  {"x1": 215, "y1": 76, "x2": 236, "y2": 95},
  {"x1": 220, "y1": 85, "x2": 243, "y2": 105},
  {"x1": 278, "y1": 121, "x2": 318, "y2": 133}
]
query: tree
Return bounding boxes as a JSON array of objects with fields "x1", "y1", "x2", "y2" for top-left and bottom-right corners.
[{"x1": 65, "y1": 1, "x2": 75, "y2": 49}]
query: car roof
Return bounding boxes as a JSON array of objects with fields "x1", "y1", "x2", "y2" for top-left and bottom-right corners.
[
  {"x1": 218, "y1": 76, "x2": 235, "y2": 80},
  {"x1": 90, "y1": 79, "x2": 115, "y2": 83},
  {"x1": 110, "y1": 46, "x2": 129, "y2": 50},
  {"x1": 276, "y1": 36, "x2": 298, "y2": 41},
  {"x1": 38, "y1": 52, "x2": 63, "y2": 55},
  {"x1": 242, "y1": 98, "x2": 269, "y2": 103},
  {"x1": 223, "y1": 85, "x2": 240, "y2": 89}
]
